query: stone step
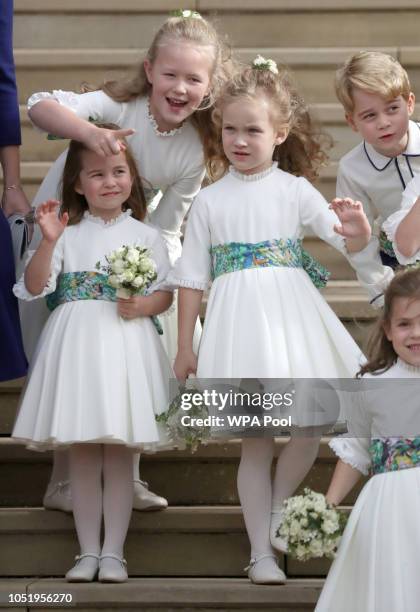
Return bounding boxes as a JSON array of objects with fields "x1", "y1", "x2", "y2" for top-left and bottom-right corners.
[
  {"x1": 0, "y1": 505, "x2": 350, "y2": 578},
  {"x1": 14, "y1": 46, "x2": 415, "y2": 106},
  {"x1": 0, "y1": 438, "x2": 367, "y2": 507},
  {"x1": 0, "y1": 577, "x2": 322, "y2": 611},
  {"x1": 12, "y1": 8, "x2": 420, "y2": 49}
]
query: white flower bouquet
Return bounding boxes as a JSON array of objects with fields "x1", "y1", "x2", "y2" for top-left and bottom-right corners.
[
  {"x1": 277, "y1": 488, "x2": 347, "y2": 562},
  {"x1": 96, "y1": 245, "x2": 157, "y2": 299},
  {"x1": 156, "y1": 387, "x2": 211, "y2": 452}
]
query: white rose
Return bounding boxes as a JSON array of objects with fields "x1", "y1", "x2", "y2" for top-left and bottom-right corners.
[
  {"x1": 111, "y1": 259, "x2": 125, "y2": 274},
  {"x1": 132, "y1": 275, "x2": 145, "y2": 288},
  {"x1": 126, "y1": 248, "x2": 140, "y2": 264},
  {"x1": 122, "y1": 270, "x2": 135, "y2": 283},
  {"x1": 138, "y1": 258, "x2": 155, "y2": 273}
]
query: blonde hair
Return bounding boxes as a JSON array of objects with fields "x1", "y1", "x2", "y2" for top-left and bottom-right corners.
[
  {"x1": 207, "y1": 63, "x2": 331, "y2": 182},
  {"x1": 80, "y1": 15, "x2": 232, "y2": 171},
  {"x1": 335, "y1": 50, "x2": 412, "y2": 114},
  {"x1": 359, "y1": 267, "x2": 420, "y2": 376}
]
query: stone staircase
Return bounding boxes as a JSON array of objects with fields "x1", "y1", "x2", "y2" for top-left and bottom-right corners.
[{"x1": 2, "y1": 1, "x2": 417, "y2": 609}]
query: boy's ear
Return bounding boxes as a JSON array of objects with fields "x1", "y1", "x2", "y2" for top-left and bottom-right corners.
[
  {"x1": 407, "y1": 91, "x2": 415, "y2": 116},
  {"x1": 144, "y1": 59, "x2": 153, "y2": 85},
  {"x1": 345, "y1": 112, "x2": 358, "y2": 133}
]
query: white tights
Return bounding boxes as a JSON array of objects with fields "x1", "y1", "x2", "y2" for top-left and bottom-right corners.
[
  {"x1": 238, "y1": 433, "x2": 321, "y2": 558},
  {"x1": 69, "y1": 444, "x2": 133, "y2": 558}
]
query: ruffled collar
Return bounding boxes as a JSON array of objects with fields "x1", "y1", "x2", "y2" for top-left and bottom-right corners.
[
  {"x1": 229, "y1": 162, "x2": 276, "y2": 182},
  {"x1": 83, "y1": 209, "x2": 132, "y2": 227},
  {"x1": 363, "y1": 120, "x2": 420, "y2": 171},
  {"x1": 147, "y1": 98, "x2": 185, "y2": 137},
  {"x1": 397, "y1": 357, "x2": 420, "y2": 375}
]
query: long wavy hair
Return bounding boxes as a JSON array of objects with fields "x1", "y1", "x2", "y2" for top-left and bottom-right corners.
[
  {"x1": 207, "y1": 63, "x2": 332, "y2": 182},
  {"x1": 60, "y1": 123, "x2": 147, "y2": 225},
  {"x1": 359, "y1": 267, "x2": 420, "y2": 376},
  {"x1": 82, "y1": 15, "x2": 232, "y2": 166}
]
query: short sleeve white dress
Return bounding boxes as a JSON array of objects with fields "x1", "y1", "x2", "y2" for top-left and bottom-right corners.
[
  {"x1": 170, "y1": 164, "x2": 389, "y2": 379},
  {"x1": 316, "y1": 359, "x2": 420, "y2": 612},
  {"x1": 12, "y1": 212, "x2": 174, "y2": 451},
  {"x1": 21, "y1": 90, "x2": 205, "y2": 360}
]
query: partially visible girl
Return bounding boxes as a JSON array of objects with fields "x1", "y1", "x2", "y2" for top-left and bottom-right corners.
[
  {"x1": 171, "y1": 58, "x2": 390, "y2": 584},
  {"x1": 22, "y1": 10, "x2": 231, "y2": 512},
  {"x1": 12, "y1": 130, "x2": 173, "y2": 582},
  {"x1": 316, "y1": 267, "x2": 420, "y2": 611},
  {"x1": 382, "y1": 173, "x2": 420, "y2": 266}
]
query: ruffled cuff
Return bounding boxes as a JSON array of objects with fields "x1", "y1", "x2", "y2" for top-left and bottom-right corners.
[
  {"x1": 13, "y1": 250, "x2": 58, "y2": 301},
  {"x1": 329, "y1": 436, "x2": 370, "y2": 475},
  {"x1": 27, "y1": 90, "x2": 80, "y2": 132},
  {"x1": 346, "y1": 237, "x2": 394, "y2": 307},
  {"x1": 166, "y1": 272, "x2": 209, "y2": 291},
  {"x1": 382, "y1": 211, "x2": 420, "y2": 265}
]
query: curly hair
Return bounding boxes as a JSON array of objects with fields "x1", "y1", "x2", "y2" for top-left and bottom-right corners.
[
  {"x1": 358, "y1": 267, "x2": 420, "y2": 376},
  {"x1": 206, "y1": 63, "x2": 331, "y2": 183}
]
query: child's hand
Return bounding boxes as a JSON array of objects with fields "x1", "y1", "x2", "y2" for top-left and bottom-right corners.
[
  {"x1": 84, "y1": 124, "x2": 135, "y2": 156},
  {"x1": 174, "y1": 348, "x2": 198, "y2": 382},
  {"x1": 330, "y1": 198, "x2": 371, "y2": 240},
  {"x1": 117, "y1": 295, "x2": 150, "y2": 320},
  {"x1": 36, "y1": 200, "x2": 69, "y2": 244}
]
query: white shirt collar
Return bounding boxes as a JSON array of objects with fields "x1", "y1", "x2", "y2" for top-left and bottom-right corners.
[{"x1": 363, "y1": 120, "x2": 420, "y2": 171}]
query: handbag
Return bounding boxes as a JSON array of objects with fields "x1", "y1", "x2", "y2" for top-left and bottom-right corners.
[{"x1": 7, "y1": 210, "x2": 35, "y2": 268}]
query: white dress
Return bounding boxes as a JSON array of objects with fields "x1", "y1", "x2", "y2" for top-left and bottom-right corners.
[
  {"x1": 170, "y1": 164, "x2": 390, "y2": 380},
  {"x1": 382, "y1": 173, "x2": 420, "y2": 265},
  {"x1": 316, "y1": 359, "x2": 420, "y2": 612},
  {"x1": 12, "y1": 212, "x2": 173, "y2": 451},
  {"x1": 22, "y1": 90, "x2": 205, "y2": 360}
]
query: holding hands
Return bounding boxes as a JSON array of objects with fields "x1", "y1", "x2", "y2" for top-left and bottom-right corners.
[
  {"x1": 330, "y1": 197, "x2": 371, "y2": 253},
  {"x1": 36, "y1": 200, "x2": 69, "y2": 244}
]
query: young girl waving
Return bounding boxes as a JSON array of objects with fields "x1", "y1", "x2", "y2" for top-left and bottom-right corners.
[
  {"x1": 171, "y1": 59, "x2": 390, "y2": 584},
  {"x1": 12, "y1": 130, "x2": 173, "y2": 583},
  {"x1": 24, "y1": 10, "x2": 230, "y2": 513},
  {"x1": 316, "y1": 267, "x2": 420, "y2": 611}
]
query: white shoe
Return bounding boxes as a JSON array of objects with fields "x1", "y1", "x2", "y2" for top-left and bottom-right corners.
[
  {"x1": 43, "y1": 480, "x2": 72, "y2": 513},
  {"x1": 133, "y1": 479, "x2": 168, "y2": 511},
  {"x1": 98, "y1": 554, "x2": 128, "y2": 583},
  {"x1": 270, "y1": 510, "x2": 288, "y2": 553},
  {"x1": 245, "y1": 554, "x2": 286, "y2": 585},
  {"x1": 66, "y1": 553, "x2": 99, "y2": 582}
]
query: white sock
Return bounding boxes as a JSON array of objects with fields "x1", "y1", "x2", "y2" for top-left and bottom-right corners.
[
  {"x1": 272, "y1": 433, "x2": 322, "y2": 511},
  {"x1": 48, "y1": 449, "x2": 70, "y2": 487},
  {"x1": 101, "y1": 445, "x2": 133, "y2": 561},
  {"x1": 237, "y1": 438, "x2": 275, "y2": 559},
  {"x1": 132, "y1": 452, "x2": 141, "y2": 481},
  {"x1": 69, "y1": 444, "x2": 102, "y2": 556}
]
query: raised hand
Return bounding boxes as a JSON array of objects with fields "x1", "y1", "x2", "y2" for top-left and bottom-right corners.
[
  {"x1": 84, "y1": 125, "x2": 136, "y2": 156},
  {"x1": 329, "y1": 198, "x2": 371, "y2": 240},
  {"x1": 36, "y1": 200, "x2": 69, "y2": 244}
]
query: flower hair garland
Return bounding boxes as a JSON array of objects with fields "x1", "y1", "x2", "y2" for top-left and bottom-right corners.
[
  {"x1": 170, "y1": 9, "x2": 203, "y2": 19},
  {"x1": 252, "y1": 54, "x2": 279, "y2": 75}
]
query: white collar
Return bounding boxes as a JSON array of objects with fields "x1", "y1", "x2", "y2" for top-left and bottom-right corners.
[{"x1": 363, "y1": 120, "x2": 420, "y2": 171}]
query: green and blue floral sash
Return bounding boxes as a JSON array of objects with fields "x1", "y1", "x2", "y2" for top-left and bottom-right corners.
[
  {"x1": 46, "y1": 271, "x2": 163, "y2": 334},
  {"x1": 379, "y1": 230, "x2": 397, "y2": 259},
  {"x1": 370, "y1": 437, "x2": 420, "y2": 474},
  {"x1": 210, "y1": 238, "x2": 330, "y2": 289}
]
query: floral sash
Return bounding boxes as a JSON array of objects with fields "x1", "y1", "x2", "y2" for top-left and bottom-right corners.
[
  {"x1": 210, "y1": 238, "x2": 330, "y2": 289},
  {"x1": 46, "y1": 271, "x2": 163, "y2": 335}
]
